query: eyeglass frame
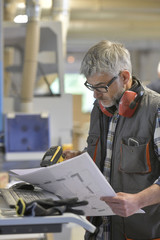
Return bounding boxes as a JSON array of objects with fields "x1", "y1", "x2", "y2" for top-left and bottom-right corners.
[{"x1": 84, "y1": 74, "x2": 119, "y2": 93}]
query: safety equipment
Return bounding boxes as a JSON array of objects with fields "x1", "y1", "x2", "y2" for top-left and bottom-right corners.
[
  {"x1": 16, "y1": 197, "x2": 88, "y2": 217},
  {"x1": 99, "y1": 90, "x2": 144, "y2": 118}
]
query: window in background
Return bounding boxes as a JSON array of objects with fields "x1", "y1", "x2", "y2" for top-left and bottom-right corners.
[{"x1": 50, "y1": 73, "x2": 94, "y2": 113}]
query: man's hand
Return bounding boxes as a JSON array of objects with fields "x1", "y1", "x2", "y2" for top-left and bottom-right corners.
[
  {"x1": 100, "y1": 184, "x2": 160, "y2": 217},
  {"x1": 100, "y1": 192, "x2": 140, "y2": 217},
  {"x1": 62, "y1": 150, "x2": 82, "y2": 160}
]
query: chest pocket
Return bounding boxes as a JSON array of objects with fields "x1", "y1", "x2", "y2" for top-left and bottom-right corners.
[{"x1": 119, "y1": 137, "x2": 151, "y2": 174}]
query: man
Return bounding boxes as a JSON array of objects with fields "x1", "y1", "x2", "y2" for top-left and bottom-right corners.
[
  {"x1": 64, "y1": 40, "x2": 160, "y2": 240},
  {"x1": 147, "y1": 61, "x2": 160, "y2": 93}
]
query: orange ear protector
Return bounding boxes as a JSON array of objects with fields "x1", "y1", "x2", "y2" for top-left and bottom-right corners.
[{"x1": 99, "y1": 90, "x2": 144, "y2": 118}]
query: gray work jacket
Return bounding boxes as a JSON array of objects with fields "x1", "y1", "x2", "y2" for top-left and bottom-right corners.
[{"x1": 86, "y1": 87, "x2": 160, "y2": 240}]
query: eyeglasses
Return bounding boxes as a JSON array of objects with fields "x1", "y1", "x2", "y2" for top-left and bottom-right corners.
[{"x1": 84, "y1": 75, "x2": 118, "y2": 93}]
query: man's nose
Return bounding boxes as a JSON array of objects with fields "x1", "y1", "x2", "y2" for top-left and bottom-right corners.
[{"x1": 93, "y1": 89, "x2": 102, "y2": 98}]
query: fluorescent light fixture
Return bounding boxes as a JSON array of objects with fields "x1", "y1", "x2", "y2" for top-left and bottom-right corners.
[
  {"x1": 157, "y1": 62, "x2": 160, "y2": 75},
  {"x1": 17, "y1": 3, "x2": 26, "y2": 9},
  {"x1": 40, "y1": 0, "x2": 52, "y2": 9},
  {"x1": 14, "y1": 14, "x2": 28, "y2": 23}
]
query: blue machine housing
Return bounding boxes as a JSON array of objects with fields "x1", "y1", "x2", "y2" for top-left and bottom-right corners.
[{"x1": 5, "y1": 113, "x2": 50, "y2": 153}]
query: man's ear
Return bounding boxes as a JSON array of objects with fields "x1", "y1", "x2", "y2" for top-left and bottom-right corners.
[{"x1": 120, "y1": 70, "x2": 130, "y2": 84}]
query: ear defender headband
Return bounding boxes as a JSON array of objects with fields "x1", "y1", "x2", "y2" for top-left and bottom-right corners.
[{"x1": 99, "y1": 90, "x2": 144, "y2": 118}]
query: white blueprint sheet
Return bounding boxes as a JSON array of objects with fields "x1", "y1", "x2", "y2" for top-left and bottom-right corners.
[{"x1": 10, "y1": 152, "x2": 144, "y2": 216}]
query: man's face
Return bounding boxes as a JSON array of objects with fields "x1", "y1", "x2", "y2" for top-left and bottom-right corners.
[{"x1": 86, "y1": 72, "x2": 125, "y2": 107}]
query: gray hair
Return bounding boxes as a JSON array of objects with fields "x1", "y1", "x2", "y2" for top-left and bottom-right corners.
[{"x1": 80, "y1": 40, "x2": 132, "y2": 78}]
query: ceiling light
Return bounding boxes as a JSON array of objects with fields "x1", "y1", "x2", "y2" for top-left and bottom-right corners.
[
  {"x1": 14, "y1": 15, "x2": 28, "y2": 23},
  {"x1": 40, "y1": 0, "x2": 52, "y2": 9}
]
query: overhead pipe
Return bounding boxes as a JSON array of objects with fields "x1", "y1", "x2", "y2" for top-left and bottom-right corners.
[
  {"x1": 3, "y1": 0, "x2": 17, "y2": 22},
  {"x1": 20, "y1": 0, "x2": 41, "y2": 113},
  {"x1": 52, "y1": 0, "x2": 70, "y2": 58}
]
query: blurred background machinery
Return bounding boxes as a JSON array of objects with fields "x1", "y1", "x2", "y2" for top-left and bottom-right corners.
[{"x1": 0, "y1": 0, "x2": 160, "y2": 168}]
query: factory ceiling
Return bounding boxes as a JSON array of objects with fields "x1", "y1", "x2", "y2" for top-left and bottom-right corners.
[
  {"x1": 68, "y1": 0, "x2": 160, "y2": 51},
  {"x1": 3, "y1": 0, "x2": 160, "y2": 52}
]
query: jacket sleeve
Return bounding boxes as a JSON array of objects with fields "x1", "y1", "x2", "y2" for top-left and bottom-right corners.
[{"x1": 154, "y1": 108, "x2": 160, "y2": 186}]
